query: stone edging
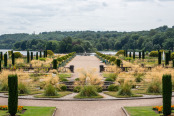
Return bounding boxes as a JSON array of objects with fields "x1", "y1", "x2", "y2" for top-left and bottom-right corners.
[
  {"x1": 52, "y1": 108, "x2": 57, "y2": 116},
  {"x1": 121, "y1": 107, "x2": 130, "y2": 116}
]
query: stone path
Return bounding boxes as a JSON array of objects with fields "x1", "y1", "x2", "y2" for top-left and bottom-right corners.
[
  {"x1": 0, "y1": 97, "x2": 173, "y2": 116},
  {"x1": 66, "y1": 56, "x2": 105, "y2": 80}
]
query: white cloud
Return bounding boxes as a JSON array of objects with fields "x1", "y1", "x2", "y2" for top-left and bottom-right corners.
[{"x1": 0, "y1": 0, "x2": 174, "y2": 34}]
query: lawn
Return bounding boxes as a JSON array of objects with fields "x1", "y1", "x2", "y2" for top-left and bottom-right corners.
[
  {"x1": 104, "y1": 92, "x2": 142, "y2": 98},
  {"x1": 74, "y1": 94, "x2": 103, "y2": 99},
  {"x1": 34, "y1": 91, "x2": 72, "y2": 98},
  {"x1": 124, "y1": 106, "x2": 160, "y2": 116},
  {"x1": 0, "y1": 106, "x2": 56, "y2": 116}
]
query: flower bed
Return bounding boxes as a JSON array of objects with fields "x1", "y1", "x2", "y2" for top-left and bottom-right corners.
[
  {"x1": 0, "y1": 105, "x2": 24, "y2": 113},
  {"x1": 152, "y1": 105, "x2": 174, "y2": 114}
]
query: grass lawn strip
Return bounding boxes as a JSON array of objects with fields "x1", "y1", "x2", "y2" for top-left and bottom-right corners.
[
  {"x1": 104, "y1": 92, "x2": 142, "y2": 98},
  {"x1": 34, "y1": 91, "x2": 72, "y2": 98}
]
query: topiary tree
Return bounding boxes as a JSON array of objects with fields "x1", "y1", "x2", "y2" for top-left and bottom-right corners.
[
  {"x1": 149, "y1": 51, "x2": 158, "y2": 57},
  {"x1": 173, "y1": 59, "x2": 174, "y2": 68},
  {"x1": 139, "y1": 51, "x2": 141, "y2": 59},
  {"x1": 142, "y1": 50, "x2": 145, "y2": 59},
  {"x1": 53, "y1": 59, "x2": 57, "y2": 69},
  {"x1": 158, "y1": 52, "x2": 161, "y2": 65},
  {"x1": 46, "y1": 50, "x2": 47, "y2": 57},
  {"x1": 116, "y1": 59, "x2": 121, "y2": 67},
  {"x1": 133, "y1": 51, "x2": 135, "y2": 59},
  {"x1": 40, "y1": 51, "x2": 42, "y2": 58},
  {"x1": 12, "y1": 53, "x2": 15, "y2": 66},
  {"x1": 162, "y1": 74, "x2": 172, "y2": 116},
  {"x1": 129, "y1": 52, "x2": 131, "y2": 57},
  {"x1": 165, "y1": 53, "x2": 169, "y2": 65},
  {"x1": 31, "y1": 52, "x2": 33, "y2": 61},
  {"x1": 125, "y1": 50, "x2": 128, "y2": 57},
  {"x1": 4, "y1": 53, "x2": 7, "y2": 67},
  {"x1": 169, "y1": 50, "x2": 171, "y2": 61},
  {"x1": 36, "y1": 52, "x2": 38, "y2": 60},
  {"x1": 8, "y1": 74, "x2": 18, "y2": 116},
  {"x1": 27, "y1": 51, "x2": 30, "y2": 63},
  {"x1": 0, "y1": 52, "x2": 3, "y2": 60},
  {"x1": 44, "y1": 51, "x2": 46, "y2": 58}
]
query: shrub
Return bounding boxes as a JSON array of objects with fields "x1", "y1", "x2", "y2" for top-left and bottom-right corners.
[
  {"x1": 117, "y1": 83, "x2": 132, "y2": 96},
  {"x1": 79, "y1": 85, "x2": 99, "y2": 97},
  {"x1": 47, "y1": 50, "x2": 54, "y2": 56},
  {"x1": 56, "y1": 84, "x2": 67, "y2": 91},
  {"x1": 73, "y1": 86, "x2": 82, "y2": 92},
  {"x1": 8, "y1": 74, "x2": 18, "y2": 116},
  {"x1": 115, "y1": 59, "x2": 121, "y2": 67},
  {"x1": 53, "y1": 59, "x2": 57, "y2": 69},
  {"x1": 18, "y1": 83, "x2": 29, "y2": 94},
  {"x1": 75, "y1": 78, "x2": 80, "y2": 81},
  {"x1": 12, "y1": 53, "x2": 15, "y2": 65},
  {"x1": 133, "y1": 51, "x2": 135, "y2": 59},
  {"x1": 108, "y1": 84, "x2": 119, "y2": 91},
  {"x1": 4, "y1": 53, "x2": 7, "y2": 67},
  {"x1": 94, "y1": 85, "x2": 103, "y2": 92},
  {"x1": 44, "y1": 84, "x2": 57, "y2": 96},
  {"x1": 146, "y1": 80, "x2": 162, "y2": 93},
  {"x1": 40, "y1": 51, "x2": 42, "y2": 58},
  {"x1": 39, "y1": 58, "x2": 46, "y2": 61},
  {"x1": 36, "y1": 52, "x2": 38, "y2": 60},
  {"x1": 31, "y1": 52, "x2": 33, "y2": 60},
  {"x1": 171, "y1": 52, "x2": 174, "y2": 60},
  {"x1": 149, "y1": 51, "x2": 158, "y2": 57},
  {"x1": 27, "y1": 51, "x2": 30, "y2": 63},
  {"x1": 109, "y1": 57, "x2": 116, "y2": 62},
  {"x1": 14, "y1": 52, "x2": 22, "y2": 58},
  {"x1": 116, "y1": 50, "x2": 124, "y2": 56},
  {"x1": 162, "y1": 74, "x2": 172, "y2": 115},
  {"x1": 158, "y1": 52, "x2": 161, "y2": 65},
  {"x1": 0, "y1": 83, "x2": 8, "y2": 91}
]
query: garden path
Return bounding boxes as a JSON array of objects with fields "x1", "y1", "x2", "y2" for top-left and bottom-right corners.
[
  {"x1": 66, "y1": 56, "x2": 105, "y2": 80},
  {"x1": 0, "y1": 97, "x2": 173, "y2": 116}
]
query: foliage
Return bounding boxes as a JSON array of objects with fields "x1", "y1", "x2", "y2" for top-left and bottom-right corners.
[
  {"x1": 44, "y1": 84, "x2": 57, "y2": 96},
  {"x1": 56, "y1": 84, "x2": 67, "y2": 91},
  {"x1": 146, "y1": 80, "x2": 162, "y2": 93},
  {"x1": 0, "y1": 83, "x2": 8, "y2": 91},
  {"x1": 14, "y1": 52, "x2": 22, "y2": 58},
  {"x1": 4, "y1": 53, "x2": 7, "y2": 67},
  {"x1": 53, "y1": 59, "x2": 57, "y2": 69},
  {"x1": 39, "y1": 58, "x2": 46, "y2": 61},
  {"x1": 116, "y1": 50, "x2": 124, "y2": 56},
  {"x1": 8, "y1": 74, "x2": 18, "y2": 116},
  {"x1": 73, "y1": 86, "x2": 82, "y2": 92},
  {"x1": 117, "y1": 83, "x2": 132, "y2": 97},
  {"x1": 47, "y1": 50, "x2": 54, "y2": 56},
  {"x1": 105, "y1": 73, "x2": 117, "y2": 82},
  {"x1": 78, "y1": 85, "x2": 100, "y2": 97},
  {"x1": 162, "y1": 74, "x2": 172, "y2": 115},
  {"x1": 171, "y1": 52, "x2": 174, "y2": 59},
  {"x1": 18, "y1": 83, "x2": 29, "y2": 94},
  {"x1": 149, "y1": 51, "x2": 158, "y2": 57},
  {"x1": 108, "y1": 84, "x2": 119, "y2": 91}
]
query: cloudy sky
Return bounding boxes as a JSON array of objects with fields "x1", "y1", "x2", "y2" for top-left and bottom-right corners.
[{"x1": 0, "y1": 0, "x2": 174, "y2": 34}]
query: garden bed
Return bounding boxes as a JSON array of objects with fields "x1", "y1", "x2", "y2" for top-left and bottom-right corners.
[
  {"x1": 34, "y1": 91, "x2": 72, "y2": 98},
  {"x1": 104, "y1": 92, "x2": 142, "y2": 98}
]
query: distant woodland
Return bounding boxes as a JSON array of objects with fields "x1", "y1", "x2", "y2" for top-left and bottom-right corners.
[{"x1": 0, "y1": 25, "x2": 174, "y2": 53}]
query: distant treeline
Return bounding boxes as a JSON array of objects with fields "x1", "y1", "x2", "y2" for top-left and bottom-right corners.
[{"x1": 0, "y1": 25, "x2": 174, "y2": 53}]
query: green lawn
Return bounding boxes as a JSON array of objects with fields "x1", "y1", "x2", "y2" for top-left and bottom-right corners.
[
  {"x1": 34, "y1": 91, "x2": 72, "y2": 98},
  {"x1": 124, "y1": 106, "x2": 160, "y2": 116},
  {"x1": 74, "y1": 94, "x2": 103, "y2": 99},
  {"x1": 58, "y1": 73, "x2": 71, "y2": 78},
  {"x1": 104, "y1": 92, "x2": 142, "y2": 98},
  {"x1": 0, "y1": 106, "x2": 55, "y2": 116}
]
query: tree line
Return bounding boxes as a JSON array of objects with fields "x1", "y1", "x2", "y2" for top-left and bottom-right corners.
[{"x1": 0, "y1": 25, "x2": 173, "y2": 53}]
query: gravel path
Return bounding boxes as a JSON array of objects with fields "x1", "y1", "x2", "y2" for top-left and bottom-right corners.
[
  {"x1": 0, "y1": 97, "x2": 173, "y2": 116},
  {"x1": 66, "y1": 56, "x2": 105, "y2": 80}
]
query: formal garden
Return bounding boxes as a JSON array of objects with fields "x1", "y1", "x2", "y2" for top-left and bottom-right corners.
[{"x1": 0, "y1": 50, "x2": 173, "y2": 115}]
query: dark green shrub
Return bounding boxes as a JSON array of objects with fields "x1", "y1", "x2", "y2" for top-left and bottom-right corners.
[
  {"x1": 133, "y1": 51, "x2": 135, "y2": 59},
  {"x1": 8, "y1": 74, "x2": 18, "y2": 116},
  {"x1": 31, "y1": 52, "x2": 33, "y2": 60},
  {"x1": 147, "y1": 80, "x2": 162, "y2": 93},
  {"x1": 163, "y1": 74, "x2": 172, "y2": 115},
  {"x1": 117, "y1": 83, "x2": 132, "y2": 96},
  {"x1": 173, "y1": 59, "x2": 174, "y2": 68},
  {"x1": 4, "y1": 53, "x2": 7, "y2": 67},
  {"x1": 40, "y1": 51, "x2": 42, "y2": 58},
  {"x1": 36, "y1": 52, "x2": 38, "y2": 60},
  {"x1": 0, "y1": 52, "x2": 3, "y2": 60},
  {"x1": 12, "y1": 53, "x2": 15, "y2": 66},
  {"x1": 149, "y1": 51, "x2": 158, "y2": 57},
  {"x1": 129, "y1": 52, "x2": 131, "y2": 57},
  {"x1": 14, "y1": 52, "x2": 22, "y2": 58},
  {"x1": 109, "y1": 56, "x2": 116, "y2": 62},
  {"x1": 165, "y1": 53, "x2": 169, "y2": 65},
  {"x1": 94, "y1": 85, "x2": 103, "y2": 92},
  {"x1": 53, "y1": 59, "x2": 57, "y2": 69},
  {"x1": 79, "y1": 85, "x2": 99, "y2": 97},
  {"x1": 108, "y1": 84, "x2": 119, "y2": 91},
  {"x1": 73, "y1": 86, "x2": 82, "y2": 92},
  {"x1": 125, "y1": 50, "x2": 128, "y2": 57},
  {"x1": 169, "y1": 50, "x2": 171, "y2": 61},
  {"x1": 139, "y1": 51, "x2": 141, "y2": 59},
  {"x1": 27, "y1": 51, "x2": 30, "y2": 63},
  {"x1": 44, "y1": 51, "x2": 46, "y2": 58},
  {"x1": 0, "y1": 60, "x2": 1, "y2": 72},
  {"x1": 115, "y1": 59, "x2": 121, "y2": 67},
  {"x1": 142, "y1": 50, "x2": 145, "y2": 59},
  {"x1": 44, "y1": 84, "x2": 57, "y2": 96},
  {"x1": 158, "y1": 52, "x2": 161, "y2": 65},
  {"x1": 18, "y1": 83, "x2": 29, "y2": 94},
  {"x1": 75, "y1": 78, "x2": 80, "y2": 81}
]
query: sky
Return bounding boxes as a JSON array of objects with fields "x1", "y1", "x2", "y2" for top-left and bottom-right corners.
[{"x1": 0, "y1": 0, "x2": 174, "y2": 34}]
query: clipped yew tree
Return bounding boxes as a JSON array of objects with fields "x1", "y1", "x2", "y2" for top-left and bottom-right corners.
[
  {"x1": 36, "y1": 52, "x2": 38, "y2": 60},
  {"x1": 162, "y1": 74, "x2": 172, "y2": 116},
  {"x1": 12, "y1": 53, "x2": 15, "y2": 66},
  {"x1": 8, "y1": 74, "x2": 18, "y2": 116},
  {"x1": 158, "y1": 52, "x2": 161, "y2": 65},
  {"x1": 4, "y1": 53, "x2": 7, "y2": 67},
  {"x1": 142, "y1": 50, "x2": 145, "y2": 59},
  {"x1": 31, "y1": 52, "x2": 33, "y2": 60},
  {"x1": 53, "y1": 59, "x2": 57, "y2": 69},
  {"x1": 139, "y1": 51, "x2": 141, "y2": 59},
  {"x1": 133, "y1": 51, "x2": 135, "y2": 59},
  {"x1": 0, "y1": 60, "x2": 1, "y2": 72},
  {"x1": 173, "y1": 59, "x2": 174, "y2": 68},
  {"x1": 27, "y1": 51, "x2": 30, "y2": 63}
]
